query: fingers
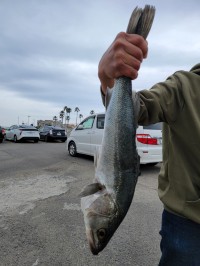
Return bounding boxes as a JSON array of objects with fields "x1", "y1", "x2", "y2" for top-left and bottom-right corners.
[
  {"x1": 125, "y1": 32, "x2": 148, "y2": 58},
  {"x1": 98, "y1": 32, "x2": 148, "y2": 92}
]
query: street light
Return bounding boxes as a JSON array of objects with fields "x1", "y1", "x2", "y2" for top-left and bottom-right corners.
[{"x1": 28, "y1": 115, "x2": 31, "y2": 125}]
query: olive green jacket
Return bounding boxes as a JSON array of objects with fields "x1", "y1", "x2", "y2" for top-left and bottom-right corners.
[{"x1": 101, "y1": 63, "x2": 200, "y2": 223}]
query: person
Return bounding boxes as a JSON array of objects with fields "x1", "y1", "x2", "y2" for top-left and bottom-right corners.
[{"x1": 98, "y1": 32, "x2": 200, "y2": 265}]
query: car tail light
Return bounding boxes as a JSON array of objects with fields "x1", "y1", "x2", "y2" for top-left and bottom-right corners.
[{"x1": 136, "y1": 134, "x2": 158, "y2": 145}]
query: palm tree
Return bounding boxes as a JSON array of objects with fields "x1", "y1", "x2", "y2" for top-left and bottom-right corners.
[
  {"x1": 59, "y1": 110, "x2": 64, "y2": 125},
  {"x1": 63, "y1": 106, "x2": 68, "y2": 125},
  {"x1": 66, "y1": 115, "x2": 70, "y2": 125},
  {"x1": 66, "y1": 107, "x2": 72, "y2": 117},
  {"x1": 64, "y1": 108, "x2": 71, "y2": 129},
  {"x1": 63, "y1": 106, "x2": 72, "y2": 125},
  {"x1": 79, "y1": 114, "x2": 83, "y2": 123},
  {"x1": 75, "y1": 107, "x2": 80, "y2": 125},
  {"x1": 90, "y1": 110, "x2": 95, "y2": 115},
  {"x1": 53, "y1": 116, "x2": 58, "y2": 126}
]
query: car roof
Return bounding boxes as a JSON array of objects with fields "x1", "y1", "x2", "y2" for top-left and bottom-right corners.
[
  {"x1": 18, "y1": 125, "x2": 37, "y2": 129},
  {"x1": 45, "y1": 125, "x2": 64, "y2": 129}
]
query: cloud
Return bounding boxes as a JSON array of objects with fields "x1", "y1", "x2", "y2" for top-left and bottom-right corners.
[{"x1": 0, "y1": 0, "x2": 200, "y2": 126}]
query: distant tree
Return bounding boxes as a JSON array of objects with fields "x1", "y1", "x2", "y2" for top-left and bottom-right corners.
[
  {"x1": 90, "y1": 110, "x2": 95, "y2": 115},
  {"x1": 75, "y1": 107, "x2": 80, "y2": 125},
  {"x1": 53, "y1": 116, "x2": 58, "y2": 126},
  {"x1": 79, "y1": 114, "x2": 83, "y2": 123},
  {"x1": 66, "y1": 108, "x2": 72, "y2": 115},
  {"x1": 63, "y1": 106, "x2": 68, "y2": 125},
  {"x1": 63, "y1": 106, "x2": 68, "y2": 112},
  {"x1": 63, "y1": 106, "x2": 72, "y2": 125},
  {"x1": 59, "y1": 110, "x2": 65, "y2": 124},
  {"x1": 66, "y1": 115, "x2": 70, "y2": 125}
]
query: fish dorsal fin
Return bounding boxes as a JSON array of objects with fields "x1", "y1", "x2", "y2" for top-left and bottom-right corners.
[{"x1": 79, "y1": 183, "x2": 103, "y2": 197}]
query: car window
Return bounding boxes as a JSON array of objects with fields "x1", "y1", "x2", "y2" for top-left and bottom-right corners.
[
  {"x1": 44, "y1": 126, "x2": 51, "y2": 131},
  {"x1": 143, "y1": 123, "x2": 162, "y2": 130},
  {"x1": 97, "y1": 115, "x2": 105, "y2": 129},
  {"x1": 81, "y1": 117, "x2": 94, "y2": 129}
]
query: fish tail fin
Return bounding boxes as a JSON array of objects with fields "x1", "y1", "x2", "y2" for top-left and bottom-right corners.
[{"x1": 126, "y1": 5, "x2": 155, "y2": 39}]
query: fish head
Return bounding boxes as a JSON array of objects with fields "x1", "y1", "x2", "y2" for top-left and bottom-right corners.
[{"x1": 81, "y1": 192, "x2": 121, "y2": 255}]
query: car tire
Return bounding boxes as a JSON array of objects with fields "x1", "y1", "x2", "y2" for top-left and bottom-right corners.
[
  {"x1": 68, "y1": 141, "x2": 77, "y2": 157},
  {"x1": 14, "y1": 135, "x2": 18, "y2": 143}
]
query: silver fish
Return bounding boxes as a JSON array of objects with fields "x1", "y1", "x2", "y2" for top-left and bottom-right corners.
[{"x1": 80, "y1": 5, "x2": 155, "y2": 255}]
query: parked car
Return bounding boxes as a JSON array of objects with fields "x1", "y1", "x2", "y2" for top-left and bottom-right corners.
[
  {"x1": 66, "y1": 113, "x2": 162, "y2": 165},
  {"x1": 2, "y1": 127, "x2": 7, "y2": 139},
  {"x1": 39, "y1": 125, "x2": 67, "y2": 142},
  {"x1": 0, "y1": 126, "x2": 4, "y2": 143},
  {"x1": 6, "y1": 125, "x2": 40, "y2": 143},
  {"x1": 136, "y1": 123, "x2": 162, "y2": 165}
]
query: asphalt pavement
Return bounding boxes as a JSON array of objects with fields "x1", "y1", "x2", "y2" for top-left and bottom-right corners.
[{"x1": 0, "y1": 140, "x2": 163, "y2": 266}]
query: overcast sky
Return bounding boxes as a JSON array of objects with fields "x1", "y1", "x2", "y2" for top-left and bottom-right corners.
[{"x1": 0, "y1": 0, "x2": 199, "y2": 126}]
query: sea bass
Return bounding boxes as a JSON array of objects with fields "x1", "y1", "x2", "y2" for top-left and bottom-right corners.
[{"x1": 80, "y1": 5, "x2": 155, "y2": 255}]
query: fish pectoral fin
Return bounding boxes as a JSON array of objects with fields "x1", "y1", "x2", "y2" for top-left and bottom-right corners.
[{"x1": 79, "y1": 183, "x2": 103, "y2": 197}]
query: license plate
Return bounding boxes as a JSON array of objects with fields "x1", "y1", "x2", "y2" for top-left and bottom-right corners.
[{"x1": 57, "y1": 132, "x2": 61, "y2": 136}]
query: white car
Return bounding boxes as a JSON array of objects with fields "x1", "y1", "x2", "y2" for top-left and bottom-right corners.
[
  {"x1": 6, "y1": 125, "x2": 40, "y2": 143},
  {"x1": 136, "y1": 123, "x2": 162, "y2": 165},
  {"x1": 67, "y1": 113, "x2": 162, "y2": 165}
]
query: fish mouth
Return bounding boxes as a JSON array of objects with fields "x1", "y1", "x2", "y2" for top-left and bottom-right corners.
[{"x1": 86, "y1": 228, "x2": 99, "y2": 255}]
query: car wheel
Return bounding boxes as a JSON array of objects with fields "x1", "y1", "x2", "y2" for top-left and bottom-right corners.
[
  {"x1": 68, "y1": 141, "x2": 77, "y2": 157},
  {"x1": 14, "y1": 135, "x2": 18, "y2": 143},
  {"x1": 0, "y1": 139, "x2": 3, "y2": 143}
]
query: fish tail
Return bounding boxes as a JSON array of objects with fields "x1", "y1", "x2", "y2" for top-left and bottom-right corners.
[{"x1": 126, "y1": 5, "x2": 155, "y2": 39}]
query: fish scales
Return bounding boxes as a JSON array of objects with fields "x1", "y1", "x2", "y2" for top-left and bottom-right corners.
[
  {"x1": 96, "y1": 76, "x2": 138, "y2": 209},
  {"x1": 80, "y1": 5, "x2": 155, "y2": 255}
]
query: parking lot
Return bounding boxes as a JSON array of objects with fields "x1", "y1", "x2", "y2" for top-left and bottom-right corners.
[{"x1": 0, "y1": 140, "x2": 163, "y2": 266}]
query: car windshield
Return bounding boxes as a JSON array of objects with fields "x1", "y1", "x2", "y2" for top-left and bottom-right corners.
[{"x1": 143, "y1": 123, "x2": 162, "y2": 130}]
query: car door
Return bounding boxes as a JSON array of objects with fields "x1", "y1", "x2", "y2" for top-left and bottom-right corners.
[
  {"x1": 39, "y1": 127, "x2": 44, "y2": 140},
  {"x1": 75, "y1": 116, "x2": 95, "y2": 155},
  {"x1": 6, "y1": 125, "x2": 16, "y2": 140},
  {"x1": 90, "y1": 114, "x2": 105, "y2": 155}
]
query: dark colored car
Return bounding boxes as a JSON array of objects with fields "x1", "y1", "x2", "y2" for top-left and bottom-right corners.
[
  {"x1": 39, "y1": 125, "x2": 67, "y2": 142},
  {"x1": 0, "y1": 126, "x2": 4, "y2": 143}
]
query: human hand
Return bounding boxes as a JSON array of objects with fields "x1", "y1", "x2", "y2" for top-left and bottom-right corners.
[{"x1": 98, "y1": 32, "x2": 148, "y2": 94}]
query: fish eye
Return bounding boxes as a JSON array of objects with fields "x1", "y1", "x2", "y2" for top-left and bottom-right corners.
[{"x1": 97, "y1": 228, "x2": 106, "y2": 240}]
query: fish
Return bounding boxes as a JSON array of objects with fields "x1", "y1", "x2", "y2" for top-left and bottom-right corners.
[{"x1": 80, "y1": 5, "x2": 156, "y2": 255}]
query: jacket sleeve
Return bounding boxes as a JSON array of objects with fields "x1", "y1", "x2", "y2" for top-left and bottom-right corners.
[
  {"x1": 138, "y1": 73, "x2": 184, "y2": 125},
  {"x1": 100, "y1": 72, "x2": 184, "y2": 125}
]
